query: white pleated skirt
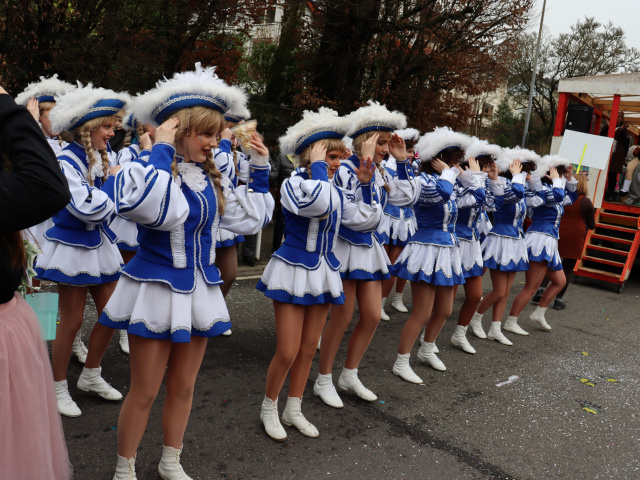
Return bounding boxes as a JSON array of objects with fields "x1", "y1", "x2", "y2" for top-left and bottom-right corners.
[
  {"x1": 257, "y1": 257, "x2": 345, "y2": 305},
  {"x1": 459, "y1": 238, "x2": 484, "y2": 278},
  {"x1": 525, "y1": 232, "x2": 562, "y2": 270},
  {"x1": 35, "y1": 236, "x2": 123, "y2": 285},
  {"x1": 334, "y1": 238, "x2": 390, "y2": 281},
  {"x1": 390, "y1": 242, "x2": 465, "y2": 286},
  {"x1": 99, "y1": 270, "x2": 231, "y2": 342},
  {"x1": 482, "y1": 234, "x2": 529, "y2": 272}
]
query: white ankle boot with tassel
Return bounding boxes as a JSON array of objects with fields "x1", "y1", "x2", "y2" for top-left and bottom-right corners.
[
  {"x1": 158, "y1": 444, "x2": 193, "y2": 480},
  {"x1": 281, "y1": 396, "x2": 319, "y2": 437},
  {"x1": 392, "y1": 353, "x2": 423, "y2": 383},
  {"x1": 113, "y1": 455, "x2": 136, "y2": 480},
  {"x1": 450, "y1": 325, "x2": 476, "y2": 354}
]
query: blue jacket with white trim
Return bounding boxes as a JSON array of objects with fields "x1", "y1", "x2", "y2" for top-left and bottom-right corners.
[
  {"x1": 333, "y1": 155, "x2": 416, "y2": 246},
  {"x1": 273, "y1": 162, "x2": 382, "y2": 271},
  {"x1": 113, "y1": 142, "x2": 274, "y2": 293},
  {"x1": 484, "y1": 172, "x2": 526, "y2": 239},
  {"x1": 44, "y1": 141, "x2": 117, "y2": 249},
  {"x1": 525, "y1": 176, "x2": 578, "y2": 239}
]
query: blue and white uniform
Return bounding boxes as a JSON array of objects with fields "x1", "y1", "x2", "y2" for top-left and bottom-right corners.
[
  {"x1": 98, "y1": 142, "x2": 274, "y2": 342},
  {"x1": 108, "y1": 143, "x2": 147, "y2": 252},
  {"x1": 455, "y1": 172, "x2": 488, "y2": 278},
  {"x1": 524, "y1": 176, "x2": 578, "y2": 270},
  {"x1": 333, "y1": 155, "x2": 417, "y2": 281},
  {"x1": 35, "y1": 141, "x2": 123, "y2": 285},
  {"x1": 377, "y1": 157, "x2": 416, "y2": 247},
  {"x1": 391, "y1": 168, "x2": 483, "y2": 286},
  {"x1": 214, "y1": 138, "x2": 250, "y2": 247},
  {"x1": 257, "y1": 162, "x2": 383, "y2": 305},
  {"x1": 481, "y1": 173, "x2": 529, "y2": 272},
  {"x1": 476, "y1": 211, "x2": 493, "y2": 245},
  {"x1": 26, "y1": 136, "x2": 70, "y2": 250}
]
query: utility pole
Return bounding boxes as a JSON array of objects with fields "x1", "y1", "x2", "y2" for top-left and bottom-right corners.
[{"x1": 522, "y1": 0, "x2": 547, "y2": 148}]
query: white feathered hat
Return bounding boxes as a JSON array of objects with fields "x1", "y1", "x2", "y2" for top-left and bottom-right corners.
[
  {"x1": 395, "y1": 128, "x2": 420, "y2": 143},
  {"x1": 122, "y1": 112, "x2": 139, "y2": 132},
  {"x1": 49, "y1": 83, "x2": 131, "y2": 133},
  {"x1": 14, "y1": 74, "x2": 76, "y2": 106},
  {"x1": 342, "y1": 136, "x2": 353, "y2": 151},
  {"x1": 416, "y1": 127, "x2": 472, "y2": 161},
  {"x1": 466, "y1": 138, "x2": 502, "y2": 160},
  {"x1": 496, "y1": 147, "x2": 541, "y2": 172},
  {"x1": 132, "y1": 63, "x2": 248, "y2": 126},
  {"x1": 535, "y1": 154, "x2": 572, "y2": 176},
  {"x1": 224, "y1": 103, "x2": 251, "y2": 124},
  {"x1": 345, "y1": 100, "x2": 406, "y2": 139},
  {"x1": 279, "y1": 107, "x2": 350, "y2": 155}
]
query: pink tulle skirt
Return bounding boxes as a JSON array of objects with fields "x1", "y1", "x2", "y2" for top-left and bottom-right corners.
[{"x1": 0, "y1": 292, "x2": 71, "y2": 479}]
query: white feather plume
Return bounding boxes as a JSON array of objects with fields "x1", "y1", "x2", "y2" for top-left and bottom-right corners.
[
  {"x1": 279, "y1": 107, "x2": 350, "y2": 155},
  {"x1": 342, "y1": 136, "x2": 353, "y2": 151},
  {"x1": 132, "y1": 63, "x2": 248, "y2": 126},
  {"x1": 345, "y1": 100, "x2": 406, "y2": 138},
  {"x1": 415, "y1": 127, "x2": 472, "y2": 161},
  {"x1": 14, "y1": 74, "x2": 76, "y2": 106},
  {"x1": 49, "y1": 83, "x2": 132, "y2": 133},
  {"x1": 225, "y1": 103, "x2": 251, "y2": 122},
  {"x1": 496, "y1": 147, "x2": 541, "y2": 172},
  {"x1": 466, "y1": 138, "x2": 502, "y2": 160},
  {"x1": 395, "y1": 128, "x2": 420, "y2": 143},
  {"x1": 535, "y1": 154, "x2": 571, "y2": 176}
]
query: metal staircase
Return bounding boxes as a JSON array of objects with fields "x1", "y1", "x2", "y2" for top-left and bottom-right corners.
[{"x1": 574, "y1": 202, "x2": 640, "y2": 293}]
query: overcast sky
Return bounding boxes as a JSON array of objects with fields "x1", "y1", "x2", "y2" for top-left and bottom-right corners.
[{"x1": 530, "y1": 0, "x2": 640, "y2": 52}]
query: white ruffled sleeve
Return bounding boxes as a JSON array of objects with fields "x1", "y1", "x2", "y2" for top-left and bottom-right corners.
[
  {"x1": 218, "y1": 163, "x2": 275, "y2": 234},
  {"x1": 59, "y1": 159, "x2": 115, "y2": 225},
  {"x1": 113, "y1": 142, "x2": 189, "y2": 231}
]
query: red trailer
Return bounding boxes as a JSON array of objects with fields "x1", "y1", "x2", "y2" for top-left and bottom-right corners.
[{"x1": 552, "y1": 73, "x2": 640, "y2": 293}]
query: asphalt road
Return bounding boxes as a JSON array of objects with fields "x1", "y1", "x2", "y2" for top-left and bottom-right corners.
[{"x1": 59, "y1": 265, "x2": 640, "y2": 480}]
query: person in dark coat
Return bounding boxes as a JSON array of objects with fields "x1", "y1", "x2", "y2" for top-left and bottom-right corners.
[{"x1": 600, "y1": 111, "x2": 630, "y2": 201}]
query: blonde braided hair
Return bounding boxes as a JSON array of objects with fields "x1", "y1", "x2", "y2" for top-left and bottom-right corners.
[
  {"x1": 169, "y1": 106, "x2": 226, "y2": 215},
  {"x1": 73, "y1": 115, "x2": 115, "y2": 186}
]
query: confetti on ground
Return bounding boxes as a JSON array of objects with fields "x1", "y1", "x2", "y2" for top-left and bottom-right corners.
[
  {"x1": 573, "y1": 350, "x2": 589, "y2": 356},
  {"x1": 570, "y1": 376, "x2": 596, "y2": 386},
  {"x1": 599, "y1": 375, "x2": 618, "y2": 382},
  {"x1": 496, "y1": 375, "x2": 519, "y2": 387},
  {"x1": 576, "y1": 399, "x2": 602, "y2": 415}
]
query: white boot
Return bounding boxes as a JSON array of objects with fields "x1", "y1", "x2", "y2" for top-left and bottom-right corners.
[
  {"x1": 71, "y1": 330, "x2": 88, "y2": 363},
  {"x1": 381, "y1": 297, "x2": 390, "y2": 321},
  {"x1": 313, "y1": 373, "x2": 343, "y2": 408},
  {"x1": 338, "y1": 367, "x2": 377, "y2": 401},
  {"x1": 54, "y1": 379, "x2": 81, "y2": 417},
  {"x1": 417, "y1": 342, "x2": 446, "y2": 371},
  {"x1": 391, "y1": 291, "x2": 409, "y2": 313},
  {"x1": 450, "y1": 325, "x2": 476, "y2": 354},
  {"x1": 77, "y1": 366, "x2": 123, "y2": 401},
  {"x1": 503, "y1": 315, "x2": 529, "y2": 336},
  {"x1": 392, "y1": 353, "x2": 423, "y2": 384},
  {"x1": 158, "y1": 445, "x2": 192, "y2": 480},
  {"x1": 113, "y1": 455, "x2": 136, "y2": 480},
  {"x1": 222, "y1": 329, "x2": 232, "y2": 336},
  {"x1": 469, "y1": 311, "x2": 486, "y2": 339},
  {"x1": 419, "y1": 329, "x2": 439, "y2": 353},
  {"x1": 530, "y1": 306, "x2": 551, "y2": 331},
  {"x1": 281, "y1": 397, "x2": 319, "y2": 438},
  {"x1": 260, "y1": 396, "x2": 287, "y2": 441},
  {"x1": 119, "y1": 330, "x2": 130, "y2": 354},
  {"x1": 487, "y1": 321, "x2": 513, "y2": 345}
]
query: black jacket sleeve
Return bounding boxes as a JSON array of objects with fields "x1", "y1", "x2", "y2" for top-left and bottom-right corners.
[{"x1": 0, "y1": 93, "x2": 71, "y2": 233}]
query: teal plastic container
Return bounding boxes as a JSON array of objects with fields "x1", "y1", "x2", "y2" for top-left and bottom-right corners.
[{"x1": 25, "y1": 292, "x2": 59, "y2": 341}]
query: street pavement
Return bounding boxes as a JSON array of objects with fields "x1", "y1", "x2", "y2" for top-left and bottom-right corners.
[{"x1": 59, "y1": 264, "x2": 640, "y2": 479}]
